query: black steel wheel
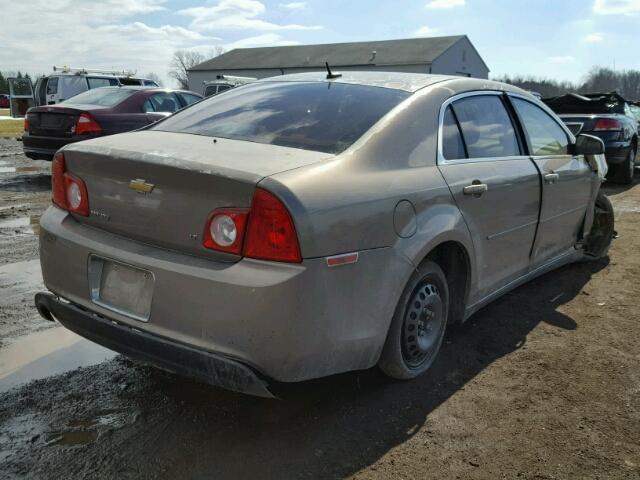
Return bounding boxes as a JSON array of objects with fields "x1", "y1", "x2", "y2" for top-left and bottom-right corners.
[
  {"x1": 379, "y1": 260, "x2": 449, "y2": 380},
  {"x1": 401, "y1": 282, "x2": 445, "y2": 368}
]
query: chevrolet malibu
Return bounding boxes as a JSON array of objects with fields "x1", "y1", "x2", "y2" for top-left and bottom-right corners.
[{"x1": 35, "y1": 72, "x2": 613, "y2": 397}]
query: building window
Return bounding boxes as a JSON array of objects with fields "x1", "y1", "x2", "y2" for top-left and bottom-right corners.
[{"x1": 462, "y1": 49, "x2": 467, "y2": 62}]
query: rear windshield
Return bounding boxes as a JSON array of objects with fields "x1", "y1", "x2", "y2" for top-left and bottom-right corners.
[
  {"x1": 63, "y1": 88, "x2": 135, "y2": 107},
  {"x1": 153, "y1": 81, "x2": 410, "y2": 154},
  {"x1": 544, "y1": 94, "x2": 626, "y2": 115}
]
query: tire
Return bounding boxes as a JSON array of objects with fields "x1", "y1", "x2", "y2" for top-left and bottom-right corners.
[
  {"x1": 612, "y1": 147, "x2": 636, "y2": 185},
  {"x1": 378, "y1": 260, "x2": 449, "y2": 380},
  {"x1": 584, "y1": 190, "x2": 615, "y2": 259}
]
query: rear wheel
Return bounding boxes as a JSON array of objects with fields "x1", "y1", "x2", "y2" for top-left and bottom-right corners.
[
  {"x1": 612, "y1": 147, "x2": 636, "y2": 185},
  {"x1": 584, "y1": 190, "x2": 615, "y2": 259},
  {"x1": 378, "y1": 260, "x2": 449, "y2": 380}
]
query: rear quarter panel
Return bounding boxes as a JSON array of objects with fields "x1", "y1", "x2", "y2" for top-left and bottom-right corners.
[{"x1": 266, "y1": 83, "x2": 478, "y2": 308}]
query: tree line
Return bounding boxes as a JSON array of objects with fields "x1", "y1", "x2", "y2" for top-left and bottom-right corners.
[
  {"x1": 0, "y1": 71, "x2": 38, "y2": 95},
  {"x1": 494, "y1": 66, "x2": 640, "y2": 101}
]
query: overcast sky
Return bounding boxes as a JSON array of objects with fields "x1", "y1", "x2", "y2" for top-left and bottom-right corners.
[{"x1": 1, "y1": 0, "x2": 639, "y2": 87}]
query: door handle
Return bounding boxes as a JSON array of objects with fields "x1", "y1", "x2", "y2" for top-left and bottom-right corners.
[
  {"x1": 544, "y1": 172, "x2": 559, "y2": 184},
  {"x1": 463, "y1": 182, "x2": 488, "y2": 196}
]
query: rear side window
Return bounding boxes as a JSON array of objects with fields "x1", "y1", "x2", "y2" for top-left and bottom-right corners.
[
  {"x1": 87, "y1": 77, "x2": 119, "y2": 89},
  {"x1": 143, "y1": 93, "x2": 180, "y2": 113},
  {"x1": 154, "y1": 82, "x2": 410, "y2": 154},
  {"x1": 63, "y1": 88, "x2": 136, "y2": 106},
  {"x1": 512, "y1": 98, "x2": 569, "y2": 156},
  {"x1": 60, "y1": 76, "x2": 88, "y2": 99},
  {"x1": 442, "y1": 107, "x2": 466, "y2": 160},
  {"x1": 452, "y1": 95, "x2": 520, "y2": 159},
  {"x1": 178, "y1": 92, "x2": 202, "y2": 106},
  {"x1": 46, "y1": 77, "x2": 58, "y2": 95}
]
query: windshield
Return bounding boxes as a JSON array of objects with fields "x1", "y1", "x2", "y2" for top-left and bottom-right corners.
[
  {"x1": 153, "y1": 81, "x2": 410, "y2": 154},
  {"x1": 63, "y1": 88, "x2": 136, "y2": 107},
  {"x1": 630, "y1": 105, "x2": 640, "y2": 122}
]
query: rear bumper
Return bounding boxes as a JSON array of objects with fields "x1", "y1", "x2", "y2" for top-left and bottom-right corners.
[
  {"x1": 22, "y1": 133, "x2": 92, "y2": 161},
  {"x1": 34, "y1": 292, "x2": 274, "y2": 398},
  {"x1": 604, "y1": 144, "x2": 632, "y2": 164},
  {"x1": 38, "y1": 206, "x2": 411, "y2": 384}
]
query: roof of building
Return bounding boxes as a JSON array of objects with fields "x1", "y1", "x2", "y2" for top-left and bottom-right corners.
[{"x1": 189, "y1": 35, "x2": 472, "y2": 72}]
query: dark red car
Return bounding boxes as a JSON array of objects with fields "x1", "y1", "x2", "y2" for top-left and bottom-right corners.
[
  {"x1": 0, "y1": 94, "x2": 9, "y2": 108},
  {"x1": 22, "y1": 87, "x2": 202, "y2": 160}
]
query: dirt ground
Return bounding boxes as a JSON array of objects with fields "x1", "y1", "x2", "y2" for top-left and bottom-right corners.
[{"x1": 0, "y1": 138, "x2": 638, "y2": 479}]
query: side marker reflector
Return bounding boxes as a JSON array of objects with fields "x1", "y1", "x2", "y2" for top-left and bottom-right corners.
[{"x1": 326, "y1": 252, "x2": 359, "y2": 267}]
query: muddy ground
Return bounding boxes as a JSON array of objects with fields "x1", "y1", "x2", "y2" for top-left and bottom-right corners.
[{"x1": 0, "y1": 138, "x2": 638, "y2": 479}]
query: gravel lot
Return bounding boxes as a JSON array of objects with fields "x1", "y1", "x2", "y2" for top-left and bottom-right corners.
[{"x1": 0, "y1": 138, "x2": 638, "y2": 479}]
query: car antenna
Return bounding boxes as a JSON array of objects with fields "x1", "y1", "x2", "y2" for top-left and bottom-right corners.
[{"x1": 325, "y1": 62, "x2": 342, "y2": 80}]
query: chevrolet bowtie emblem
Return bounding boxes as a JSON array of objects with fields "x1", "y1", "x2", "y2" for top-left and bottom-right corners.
[{"x1": 129, "y1": 179, "x2": 155, "y2": 194}]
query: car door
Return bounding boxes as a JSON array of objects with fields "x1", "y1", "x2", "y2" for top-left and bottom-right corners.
[
  {"x1": 437, "y1": 92, "x2": 541, "y2": 300},
  {"x1": 7, "y1": 77, "x2": 35, "y2": 117},
  {"x1": 509, "y1": 96, "x2": 594, "y2": 268}
]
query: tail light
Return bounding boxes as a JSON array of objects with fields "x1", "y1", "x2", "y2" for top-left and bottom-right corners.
[
  {"x1": 75, "y1": 112, "x2": 102, "y2": 135},
  {"x1": 23, "y1": 115, "x2": 29, "y2": 132},
  {"x1": 51, "y1": 152, "x2": 90, "y2": 216},
  {"x1": 202, "y1": 188, "x2": 302, "y2": 263},
  {"x1": 593, "y1": 118, "x2": 622, "y2": 131}
]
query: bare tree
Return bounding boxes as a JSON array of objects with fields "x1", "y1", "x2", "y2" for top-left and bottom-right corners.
[
  {"x1": 169, "y1": 47, "x2": 226, "y2": 90},
  {"x1": 144, "y1": 72, "x2": 162, "y2": 87}
]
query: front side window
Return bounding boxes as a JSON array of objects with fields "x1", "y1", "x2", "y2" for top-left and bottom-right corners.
[
  {"x1": 153, "y1": 81, "x2": 410, "y2": 154},
  {"x1": 178, "y1": 92, "x2": 202, "y2": 106},
  {"x1": 442, "y1": 106, "x2": 466, "y2": 160},
  {"x1": 451, "y1": 95, "x2": 520, "y2": 159},
  {"x1": 512, "y1": 98, "x2": 569, "y2": 156},
  {"x1": 46, "y1": 77, "x2": 58, "y2": 95},
  {"x1": 86, "y1": 77, "x2": 119, "y2": 89}
]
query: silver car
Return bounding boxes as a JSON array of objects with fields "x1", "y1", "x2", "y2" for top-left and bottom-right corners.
[{"x1": 35, "y1": 72, "x2": 613, "y2": 397}]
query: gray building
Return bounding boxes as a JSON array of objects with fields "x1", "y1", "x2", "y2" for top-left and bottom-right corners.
[{"x1": 188, "y1": 35, "x2": 489, "y2": 95}]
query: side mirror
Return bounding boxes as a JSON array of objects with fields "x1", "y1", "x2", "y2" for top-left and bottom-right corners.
[{"x1": 573, "y1": 134, "x2": 605, "y2": 155}]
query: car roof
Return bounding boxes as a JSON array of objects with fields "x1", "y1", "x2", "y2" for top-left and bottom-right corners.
[
  {"x1": 88, "y1": 86, "x2": 200, "y2": 95},
  {"x1": 254, "y1": 71, "x2": 523, "y2": 94}
]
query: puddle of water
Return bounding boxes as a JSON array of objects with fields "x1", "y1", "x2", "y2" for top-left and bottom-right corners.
[
  {"x1": 0, "y1": 173, "x2": 51, "y2": 192},
  {"x1": 47, "y1": 430, "x2": 98, "y2": 446},
  {"x1": 0, "y1": 259, "x2": 43, "y2": 291},
  {"x1": 0, "y1": 326, "x2": 117, "y2": 393},
  {"x1": 0, "y1": 202, "x2": 29, "y2": 212},
  {"x1": 16, "y1": 166, "x2": 44, "y2": 173},
  {"x1": 0, "y1": 214, "x2": 40, "y2": 235}
]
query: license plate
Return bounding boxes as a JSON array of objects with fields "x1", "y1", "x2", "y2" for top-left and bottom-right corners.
[
  {"x1": 39, "y1": 113, "x2": 64, "y2": 128},
  {"x1": 88, "y1": 256, "x2": 154, "y2": 321}
]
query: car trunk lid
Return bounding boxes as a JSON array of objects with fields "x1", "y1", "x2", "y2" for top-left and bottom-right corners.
[
  {"x1": 27, "y1": 105, "x2": 104, "y2": 138},
  {"x1": 62, "y1": 130, "x2": 331, "y2": 261}
]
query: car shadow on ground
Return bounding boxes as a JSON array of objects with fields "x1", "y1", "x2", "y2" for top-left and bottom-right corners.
[{"x1": 127, "y1": 257, "x2": 609, "y2": 479}]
